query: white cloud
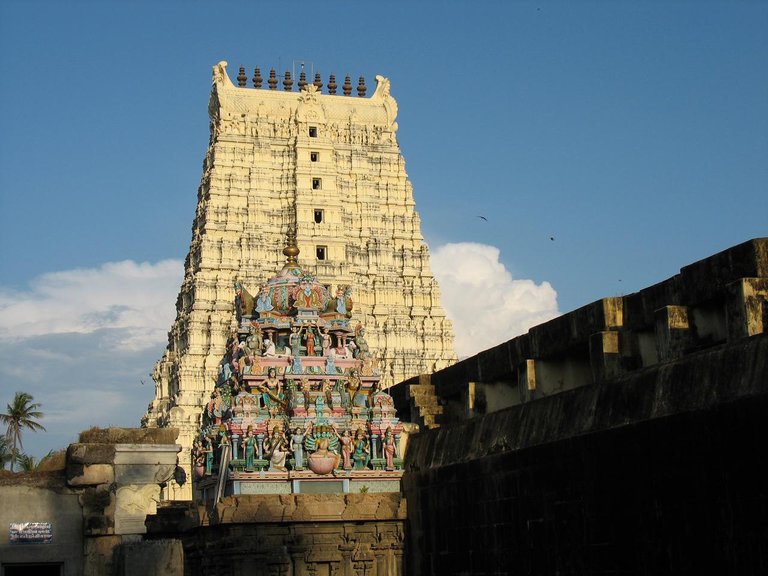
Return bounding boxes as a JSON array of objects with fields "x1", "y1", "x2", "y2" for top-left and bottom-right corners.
[
  {"x1": 0, "y1": 260, "x2": 183, "y2": 351},
  {"x1": 0, "y1": 260, "x2": 183, "y2": 458},
  {"x1": 431, "y1": 242, "x2": 560, "y2": 358}
]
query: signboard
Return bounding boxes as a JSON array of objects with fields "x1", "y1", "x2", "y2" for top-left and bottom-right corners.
[{"x1": 8, "y1": 522, "x2": 52, "y2": 544}]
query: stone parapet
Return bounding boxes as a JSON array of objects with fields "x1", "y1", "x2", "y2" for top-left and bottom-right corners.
[{"x1": 398, "y1": 238, "x2": 768, "y2": 424}]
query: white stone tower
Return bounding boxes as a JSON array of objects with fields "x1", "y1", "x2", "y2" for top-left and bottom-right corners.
[{"x1": 146, "y1": 62, "x2": 456, "y2": 498}]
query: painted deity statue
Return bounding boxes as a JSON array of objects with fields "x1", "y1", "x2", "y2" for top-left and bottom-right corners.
[
  {"x1": 242, "y1": 426, "x2": 257, "y2": 471},
  {"x1": 291, "y1": 425, "x2": 310, "y2": 470},
  {"x1": 245, "y1": 326, "x2": 262, "y2": 356},
  {"x1": 346, "y1": 370, "x2": 367, "y2": 408},
  {"x1": 255, "y1": 287, "x2": 273, "y2": 313},
  {"x1": 204, "y1": 437, "x2": 214, "y2": 475},
  {"x1": 259, "y1": 368, "x2": 283, "y2": 414},
  {"x1": 235, "y1": 282, "x2": 255, "y2": 317},
  {"x1": 305, "y1": 327, "x2": 318, "y2": 356},
  {"x1": 321, "y1": 328, "x2": 331, "y2": 357},
  {"x1": 383, "y1": 427, "x2": 396, "y2": 470},
  {"x1": 353, "y1": 326, "x2": 370, "y2": 359},
  {"x1": 264, "y1": 426, "x2": 289, "y2": 472},
  {"x1": 290, "y1": 327, "x2": 301, "y2": 356},
  {"x1": 352, "y1": 428, "x2": 370, "y2": 470},
  {"x1": 335, "y1": 428, "x2": 353, "y2": 469},
  {"x1": 334, "y1": 285, "x2": 352, "y2": 317}
]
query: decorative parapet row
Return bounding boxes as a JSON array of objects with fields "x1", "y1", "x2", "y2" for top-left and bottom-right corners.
[{"x1": 231, "y1": 65, "x2": 369, "y2": 96}]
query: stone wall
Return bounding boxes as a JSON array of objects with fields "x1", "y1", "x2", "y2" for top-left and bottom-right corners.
[
  {"x1": 403, "y1": 337, "x2": 767, "y2": 574},
  {"x1": 146, "y1": 493, "x2": 407, "y2": 576},
  {"x1": 0, "y1": 428, "x2": 182, "y2": 576},
  {"x1": 399, "y1": 239, "x2": 768, "y2": 575},
  {"x1": 0, "y1": 477, "x2": 84, "y2": 575}
]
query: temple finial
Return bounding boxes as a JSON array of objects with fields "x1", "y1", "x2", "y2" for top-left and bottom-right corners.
[
  {"x1": 283, "y1": 228, "x2": 300, "y2": 264},
  {"x1": 283, "y1": 71, "x2": 293, "y2": 91}
]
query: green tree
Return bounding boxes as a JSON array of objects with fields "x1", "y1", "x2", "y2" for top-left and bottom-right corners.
[{"x1": 1, "y1": 392, "x2": 46, "y2": 472}]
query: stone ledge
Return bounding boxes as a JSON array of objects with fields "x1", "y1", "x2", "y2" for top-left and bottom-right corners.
[{"x1": 211, "y1": 493, "x2": 406, "y2": 525}]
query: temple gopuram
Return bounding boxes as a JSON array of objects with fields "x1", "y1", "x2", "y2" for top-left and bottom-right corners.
[
  {"x1": 145, "y1": 61, "x2": 456, "y2": 499},
  {"x1": 194, "y1": 232, "x2": 403, "y2": 499}
]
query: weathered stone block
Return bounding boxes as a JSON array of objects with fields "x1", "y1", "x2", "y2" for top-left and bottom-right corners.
[
  {"x1": 67, "y1": 443, "x2": 116, "y2": 465},
  {"x1": 655, "y1": 305, "x2": 692, "y2": 361},
  {"x1": 589, "y1": 330, "x2": 622, "y2": 383},
  {"x1": 67, "y1": 463, "x2": 114, "y2": 486},
  {"x1": 726, "y1": 277, "x2": 768, "y2": 340}
]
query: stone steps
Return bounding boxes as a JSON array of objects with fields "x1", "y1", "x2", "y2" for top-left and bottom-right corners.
[{"x1": 407, "y1": 379, "x2": 443, "y2": 430}]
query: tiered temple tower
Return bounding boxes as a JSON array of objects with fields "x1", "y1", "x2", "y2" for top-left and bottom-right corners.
[{"x1": 145, "y1": 62, "x2": 456, "y2": 498}]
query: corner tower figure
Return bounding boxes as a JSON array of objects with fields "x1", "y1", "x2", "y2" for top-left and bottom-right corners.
[{"x1": 145, "y1": 62, "x2": 456, "y2": 498}]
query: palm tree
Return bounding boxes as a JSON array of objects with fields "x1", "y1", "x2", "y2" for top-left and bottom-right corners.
[
  {"x1": 0, "y1": 392, "x2": 45, "y2": 472},
  {"x1": 15, "y1": 453, "x2": 36, "y2": 472},
  {"x1": 0, "y1": 436, "x2": 12, "y2": 470}
]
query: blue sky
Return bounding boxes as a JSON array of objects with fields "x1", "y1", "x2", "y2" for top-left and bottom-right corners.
[{"x1": 0, "y1": 1, "x2": 766, "y2": 459}]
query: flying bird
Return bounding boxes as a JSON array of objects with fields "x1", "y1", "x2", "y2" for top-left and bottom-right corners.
[
  {"x1": 550, "y1": 236, "x2": 555, "y2": 241},
  {"x1": 477, "y1": 215, "x2": 488, "y2": 221}
]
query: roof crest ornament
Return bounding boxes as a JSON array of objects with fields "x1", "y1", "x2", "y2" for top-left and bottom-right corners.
[{"x1": 212, "y1": 61, "x2": 234, "y2": 88}]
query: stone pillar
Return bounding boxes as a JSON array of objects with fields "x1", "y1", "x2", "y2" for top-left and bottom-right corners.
[
  {"x1": 288, "y1": 546, "x2": 308, "y2": 576},
  {"x1": 654, "y1": 305, "x2": 692, "y2": 361},
  {"x1": 371, "y1": 434, "x2": 379, "y2": 460},
  {"x1": 589, "y1": 330, "x2": 622, "y2": 383},
  {"x1": 113, "y1": 444, "x2": 181, "y2": 535},
  {"x1": 392, "y1": 546, "x2": 404, "y2": 576},
  {"x1": 373, "y1": 547, "x2": 388, "y2": 575},
  {"x1": 66, "y1": 430, "x2": 182, "y2": 575},
  {"x1": 339, "y1": 544, "x2": 355, "y2": 576},
  {"x1": 231, "y1": 434, "x2": 239, "y2": 459}
]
